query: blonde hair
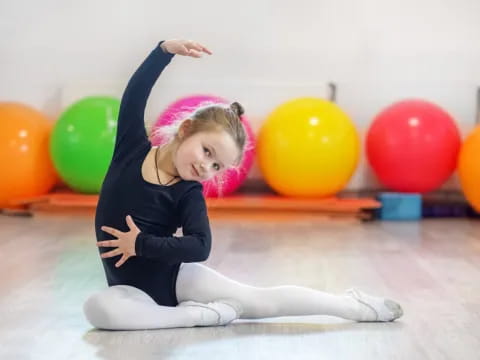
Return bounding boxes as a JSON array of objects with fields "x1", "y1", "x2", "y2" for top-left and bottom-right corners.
[
  {"x1": 151, "y1": 101, "x2": 247, "y2": 165},
  {"x1": 150, "y1": 101, "x2": 248, "y2": 196}
]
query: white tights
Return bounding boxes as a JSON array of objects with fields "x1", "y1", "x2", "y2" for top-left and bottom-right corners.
[{"x1": 83, "y1": 263, "x2": 370, "y2": 330}]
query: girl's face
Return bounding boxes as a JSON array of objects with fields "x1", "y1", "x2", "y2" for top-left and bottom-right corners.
[{"x1": 173, "y1": 129, "x2": 239, "y2": 182}]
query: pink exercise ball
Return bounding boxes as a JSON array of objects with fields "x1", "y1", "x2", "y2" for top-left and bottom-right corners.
[
  {"x1": 151, "y1": 94, "x2": 256, "y2": 197},
  {"x1": 366, "y1": 99, "x2": 461, "y2": 193}
]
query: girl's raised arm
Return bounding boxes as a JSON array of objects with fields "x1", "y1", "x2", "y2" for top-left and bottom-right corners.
[{"x1": 112, "y1": 39, "x2": 211, "y2": 163}]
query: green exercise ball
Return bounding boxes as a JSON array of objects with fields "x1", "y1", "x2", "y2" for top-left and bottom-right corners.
[{"x1": 50, "y1": 96, "x2": 119, "y2": 193}]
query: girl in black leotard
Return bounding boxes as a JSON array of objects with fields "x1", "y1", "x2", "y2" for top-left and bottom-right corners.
[{"x1": 83, "y1": 39, "x2": 403, "y2": 330}]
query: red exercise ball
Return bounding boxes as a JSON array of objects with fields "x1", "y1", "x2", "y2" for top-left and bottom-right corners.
[{"x1": 366, "y1": 99, "x2": 461, "y2": 193}]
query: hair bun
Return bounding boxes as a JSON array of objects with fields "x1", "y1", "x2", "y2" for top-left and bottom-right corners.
[{"x1": 230, "y1": 102, "x2": 245, "y2": 117}]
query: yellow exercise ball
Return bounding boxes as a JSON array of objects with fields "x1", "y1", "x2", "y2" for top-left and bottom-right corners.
[
  {"x1": 257, "y1": 97, "x2": 360, "y2": 197},
  {"x1": 458, "y1": 125, "x2": 480, "y2": 212}
]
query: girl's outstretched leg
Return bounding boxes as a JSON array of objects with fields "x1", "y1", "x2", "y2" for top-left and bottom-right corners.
[{"x1": 176, "y1": 263, "x2": 403, "y2": 322}]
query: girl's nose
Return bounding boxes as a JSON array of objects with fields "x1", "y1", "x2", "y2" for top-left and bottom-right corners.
[{"x1": 199, "y1": 163, "x2": 207, "y2": 175}]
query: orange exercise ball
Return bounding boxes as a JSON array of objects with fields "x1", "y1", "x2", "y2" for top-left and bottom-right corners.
[
  {"x1": 458, "y1": 125, "x2": 480, "y2": 212},
  {"x1": 0, "y1": 103, "x2": 58, "y2": 208}
]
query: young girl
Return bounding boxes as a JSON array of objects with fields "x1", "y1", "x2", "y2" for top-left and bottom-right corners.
[{"x1": 83, "y1": 39, "x2": 403, "y2": 330}]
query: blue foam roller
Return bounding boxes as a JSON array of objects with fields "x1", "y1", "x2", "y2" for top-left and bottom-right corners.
[{"x1": 377, "y1": 192, "x2": 422, "y2": 220}]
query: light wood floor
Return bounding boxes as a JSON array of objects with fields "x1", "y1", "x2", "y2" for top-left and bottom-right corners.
[{"x1": 1, "y1": 214, "x2": 479, "y2": 359}]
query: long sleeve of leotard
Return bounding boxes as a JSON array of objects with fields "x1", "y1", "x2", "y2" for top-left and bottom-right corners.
[
  {"x1": 112, "y1": 41, "x2": 175, "y2": 163},
  {"x1": 134, "y1": 184, "x2": 212, "y2": 264}
]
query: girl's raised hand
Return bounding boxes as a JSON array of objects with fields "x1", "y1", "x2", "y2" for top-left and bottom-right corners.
[
  {"x1": 160, "y1": 39, "x2": 212, "y2": 58},
  {"x1": 98, "y1": 215, "x2": 141, "y2": 268}
]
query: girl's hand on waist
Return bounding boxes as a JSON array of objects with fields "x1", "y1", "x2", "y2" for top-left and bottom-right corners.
[
  {"x1": 160, "y1": 39, "x2": 212, "y2": 58},
  {"x1": 98, "y1": 215, "x2": 141, "y2": 268}
]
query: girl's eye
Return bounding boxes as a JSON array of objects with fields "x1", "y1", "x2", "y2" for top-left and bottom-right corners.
[
  {"x1": 203, "y1": 147, "x2": 211, "y2": 157},
  {"x1": 213, "y1": 163, "x2": 220, "y2": 171}
]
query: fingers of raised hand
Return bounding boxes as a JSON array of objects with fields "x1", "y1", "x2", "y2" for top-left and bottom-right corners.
[
  {"x1": 197, "y1": 43, "x2": 212, "y2": 55},
  {"x1": 177, "y1": 45, "x2": 200, "y2": 58},
  {"x1": 177, "y1": 40, "x2": 211, "y2": 57},
  {"x1": 187, "y1": 41, "x2": 212, "y2": 55},
  {"x1": 187, "y1": 48, "x2": 203, "y2": 58}
]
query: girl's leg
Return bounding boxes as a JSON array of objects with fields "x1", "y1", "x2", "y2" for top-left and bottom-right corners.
[
  {"x1": 176, "y1": 263, "x2": 403, "y2": 322},
  {"x1": 83, "y1": 285, "x2": 239, "y2": 330}
]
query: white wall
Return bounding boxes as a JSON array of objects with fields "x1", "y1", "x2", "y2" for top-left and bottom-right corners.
[{"x1": 1, "y1": 0, "x2": 479, "y2": 190}]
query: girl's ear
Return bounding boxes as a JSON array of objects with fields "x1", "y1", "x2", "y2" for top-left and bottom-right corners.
[{"x1": 178, "y1": 119, "x2": 193, "y2": 139}]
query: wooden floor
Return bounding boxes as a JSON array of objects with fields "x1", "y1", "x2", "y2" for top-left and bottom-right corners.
[{"x1": 1, "y1": 213, "x2": 479, "y2": 359}]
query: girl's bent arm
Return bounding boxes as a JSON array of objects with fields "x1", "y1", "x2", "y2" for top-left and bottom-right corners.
[{"x1": 134, "y1": 184, "x2": 212, "y2": 264}]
